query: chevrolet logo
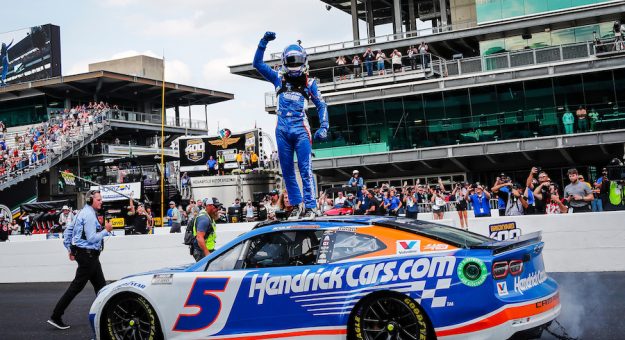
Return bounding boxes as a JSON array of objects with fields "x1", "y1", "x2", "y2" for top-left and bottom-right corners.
[{"x1": 209, "y1": 136, "x2": 240, "y2": 149}]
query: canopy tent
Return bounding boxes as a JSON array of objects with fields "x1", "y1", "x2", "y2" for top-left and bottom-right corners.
[{"x1": 21, "y1": 199, "x2": 70, "y2": 213}]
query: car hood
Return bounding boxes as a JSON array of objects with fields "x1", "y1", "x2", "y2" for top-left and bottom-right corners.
[{"x1": 120, "y1": 262, "x2": 196, "y2": 280}]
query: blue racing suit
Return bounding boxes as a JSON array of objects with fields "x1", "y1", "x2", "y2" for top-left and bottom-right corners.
[{"x1": 253, "y1": 37, "x2": 328, "y2": 209}]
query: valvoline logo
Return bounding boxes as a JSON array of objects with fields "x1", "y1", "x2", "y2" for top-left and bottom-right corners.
[{"x1": 397, "y1": 240, "x2": 420, "y2": 255}]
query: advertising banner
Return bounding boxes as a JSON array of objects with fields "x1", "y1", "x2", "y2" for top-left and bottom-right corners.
[
  {"x1": 0, "y1": 24, "x2": 61, "y2": 86},
  {"x1": 179, "y1": 129, "x2": 260, "y2": 172},
  {"x1": 90, "y1": 182, "x2": 142, "y2": 202}
]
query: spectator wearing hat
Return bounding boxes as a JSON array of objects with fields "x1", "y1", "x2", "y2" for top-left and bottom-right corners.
[
  {"x1": 58, "y1": 206, "x2": 74, "y2": 231},
  {"x1": 266, "y1": 190, "x2": 281, "y2": 220},
  {"x1": 345, "y1": 193, "x2": 358, "y2": 208},
  {"x1": 347, "y1": 170, "x2": 364, "y2": 200},
  {"x1": 492, "y1": 174, "x2": 511, "y2": 217},
  {"x1": 128, "y1": 198, "x2": 150, "y2": 234},
  {"x1": 466, "y1": 184, "x2": 492, "y2": 217},
  {"x1": 166, "y1": 201, "x2": 181, "y2": 233},
  {"x1": 192, "y1": 198, "x2": 222, "y2": 261}
]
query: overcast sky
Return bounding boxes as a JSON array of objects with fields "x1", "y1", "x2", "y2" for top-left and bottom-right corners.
[{"x1": 3, "y1": 0, "x2": 397, "y2": 145}]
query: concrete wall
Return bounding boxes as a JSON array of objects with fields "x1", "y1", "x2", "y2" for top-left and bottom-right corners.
[
  {"x1": 1, "y1": 212, "x2": 624, "y2": 283},
  {"x1": 88, "y1": 55, "x2": 164, "y2": 80}
]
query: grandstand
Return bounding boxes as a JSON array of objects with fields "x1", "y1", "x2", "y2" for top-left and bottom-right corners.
[
  {"x1": 0, "y1": 65, "x2": 233, "y2": 216},
  {"x1": 230, "y1": 0, "x2": 625, "y2": 188}
]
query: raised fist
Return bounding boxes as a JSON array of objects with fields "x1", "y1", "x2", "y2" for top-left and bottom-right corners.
[{"x1": 263, "y1": 31, "x2": 276, "y2": 42}]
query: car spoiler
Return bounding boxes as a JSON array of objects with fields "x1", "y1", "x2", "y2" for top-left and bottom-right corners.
[{"x1": 470, "y1": 231, "x2": 543, "y2": 255}]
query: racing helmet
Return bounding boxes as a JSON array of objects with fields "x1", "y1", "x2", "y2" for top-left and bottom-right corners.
[{"x1": 281, "y1": 44, "x2": 308, "y2": 77}]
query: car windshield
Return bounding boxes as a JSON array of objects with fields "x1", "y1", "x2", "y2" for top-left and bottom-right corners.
[{"x1": 378, "y1": 219, "x2": 492, "y2": 247}]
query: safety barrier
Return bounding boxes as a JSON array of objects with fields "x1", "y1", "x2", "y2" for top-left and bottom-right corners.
[{"x1": 1, "y1": 212, "x2": 624, "y2": 283}]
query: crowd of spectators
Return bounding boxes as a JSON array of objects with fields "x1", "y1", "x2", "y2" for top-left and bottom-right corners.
[
  {"x1": 0, "y1": 102, "x2": 110, "y2": 185},
  {"x1": 315, "y1": 165, "x2": 619, "y2": 229},
  {"x1": 334, "y1": 42, "x2": 431, "y2": 81}
]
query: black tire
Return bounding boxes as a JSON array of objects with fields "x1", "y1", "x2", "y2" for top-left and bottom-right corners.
[
  {"x1": 349, "y1": 293, "x2": 433, "y2": 340},
  {"x1": 102, "y1": 294, "x2": 162, "y2": 340}
]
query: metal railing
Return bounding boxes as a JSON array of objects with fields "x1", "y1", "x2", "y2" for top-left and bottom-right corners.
[
  {"x1": 0, "y1": 120, "x2": 111, "y2": 191},
  {"x1": 264, "y1": 40, "x2": 607, "y2": 109},
  {"x1": 107, "y1": 109, "x2": 207, "y2": 130},
  {"x1": 268, "y1": 20, "x2": 477, "y2": 59}
]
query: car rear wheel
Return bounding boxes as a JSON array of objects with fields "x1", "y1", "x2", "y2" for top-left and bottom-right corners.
[
  {"x1": 102, "y1": 294, "x2": 162, "y2": 340},
  {"x1": 349, "y1": 294, "x2": 432, "y2": 340}
]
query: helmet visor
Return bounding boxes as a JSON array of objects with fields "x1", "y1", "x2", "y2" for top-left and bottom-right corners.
[{"x1": 284, "y1": 54, "x2": 306, "y2": 67}]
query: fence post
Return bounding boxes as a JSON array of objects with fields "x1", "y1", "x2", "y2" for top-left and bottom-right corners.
[
  {"x1": 457, "y1": 59, "x2": 461, "y2": 75},
  {"x1": 559, "y1": 45, "x2": 564, "y2": 61},
  {"x1": 533, "y1": 49, "x2": 537, "y2": 65}
]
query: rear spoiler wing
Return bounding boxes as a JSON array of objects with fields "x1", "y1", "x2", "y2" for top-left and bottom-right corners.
[{"x1": 470, "y1": 231, "x2": 543, "y2": 255}]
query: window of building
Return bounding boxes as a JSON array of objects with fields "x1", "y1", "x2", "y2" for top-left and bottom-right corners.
[
  {"x1": 554, "y1": 75, "x2": 584, "y2": 109},
  {"x1": 583, "y1": 71, "x2": 615, "y2": 111},
  {"x1": 345, "y1": 102, "x2": 368, "y2": 145},
  {"x1": 364, "y1": 100, "x2": 386, "y2": 145}
]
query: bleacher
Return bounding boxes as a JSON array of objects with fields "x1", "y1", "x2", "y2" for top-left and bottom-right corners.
[{"x1": 0, "y1": 115, "x2": 112, "y2": 191}]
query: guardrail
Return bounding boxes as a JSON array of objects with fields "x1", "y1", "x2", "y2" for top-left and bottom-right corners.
[
  {"x1": 268, "y1": 20, "x2": 477, "y2": 59},
  {"x1": 107, "y1": 110, "x2": 207, "y2": 130},
  {"x1": 264, "y1": 39, "x2": 607, "y2": 109}
]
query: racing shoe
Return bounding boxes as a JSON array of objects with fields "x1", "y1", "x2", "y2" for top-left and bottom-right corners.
[
  {"x1": 288, "y1": 204, "x2": 305, "y2": 220},
  {"x1": 48, "y1": 317, "x2": 70, "y2": 330}
]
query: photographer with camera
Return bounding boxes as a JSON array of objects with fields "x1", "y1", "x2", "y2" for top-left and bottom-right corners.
[
  {"x1": 563, "y1": 168, "x2": 594, "y2": 213},
  {"x1": 492, "y1": 173, "x2": 512, "y2": 216},
  {"x1": 492, "y1": 181, "x2": 528, "y2": 216},
  {"x1": 49, "y1": 190, "x2": 113, "y2": 330},
  {"x1": 545, "y1": 183, "x2": 568, "y2": 214}
]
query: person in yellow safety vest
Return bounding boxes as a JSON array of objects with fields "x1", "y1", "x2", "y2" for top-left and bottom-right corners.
[
  {"x1": 250, "y1": 151, "x2": 259, "y2": 168},
  {"x1": 192, "y1": 197, "x2": 222, "y2": 262},
  {"x1": 217, "y1": 152, "x2": 226, "y2": 176}
]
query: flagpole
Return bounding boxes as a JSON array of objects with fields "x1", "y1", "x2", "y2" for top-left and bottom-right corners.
[{"x1": 160, "y1": 55, "x2": 166, "y2": 230}]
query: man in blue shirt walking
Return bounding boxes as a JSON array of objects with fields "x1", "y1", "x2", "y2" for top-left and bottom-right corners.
[{"x1": 49, "y1": 190, "x2": 113, "y2": 330}]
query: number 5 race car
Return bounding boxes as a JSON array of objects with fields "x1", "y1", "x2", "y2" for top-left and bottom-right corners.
[{"x1": 90, "y1": 216, "x2": 560, "y2": 340}]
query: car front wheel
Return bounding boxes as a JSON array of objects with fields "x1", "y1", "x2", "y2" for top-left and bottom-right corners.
[
  {"x1": 349, "y1": 294, "x2": 432, "y2": 340},
  {"x1": 102, "y1": 294, "x2": 162, "y2": 340}
]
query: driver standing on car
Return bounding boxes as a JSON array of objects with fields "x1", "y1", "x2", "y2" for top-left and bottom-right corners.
[
  {"x1": 48, "y1": 190, "x2": 113, "y2": 330},
  {"x1": 192, "y1": 198, "x2": 222, "y2": 262}
]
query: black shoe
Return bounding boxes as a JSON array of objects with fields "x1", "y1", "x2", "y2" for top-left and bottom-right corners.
[
  {"x1": 288, "y1": 204, "x2": 304, "y2": 220},
  {"x1": 48, "y1": 317, "x2": 70, "y2": 330}
]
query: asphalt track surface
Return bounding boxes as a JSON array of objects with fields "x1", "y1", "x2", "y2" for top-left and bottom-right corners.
[{"x1": 0, "y1": 272, "x2": 622, "y2": 340}]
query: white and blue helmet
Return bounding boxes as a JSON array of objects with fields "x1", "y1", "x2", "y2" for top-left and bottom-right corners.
[{"x1": 281, "y1": 44, "x2": 308, "y2": 77}]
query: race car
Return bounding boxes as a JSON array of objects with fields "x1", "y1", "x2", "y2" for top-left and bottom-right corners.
[{"x1": 89, "y1": 216, "x2": 560, "y2": 340}]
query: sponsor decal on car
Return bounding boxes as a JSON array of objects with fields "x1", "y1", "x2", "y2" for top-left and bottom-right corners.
[
  {"x1": 457, "y1": 257, "x2": 488, "y2": 287},
  {"x1": 152, "y1": 274, "x2": 174, "y2": 285},
  {"x1": 249, "y1": 257, "x2": 456, "y2": 304},
  {"x1": 514, "y1": 271, "x2": 548, "y2": 294},
  {"x1": 496, "y1": 281, "x2": 509, "y2": 296},
  {"x1": 422, "y1": 243, "x2": 450, "y2": 252},
  {"x1": 396, "y1": 240, "x2": 421, "y2": 255}
]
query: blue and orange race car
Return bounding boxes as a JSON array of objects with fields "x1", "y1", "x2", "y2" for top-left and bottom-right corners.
[{"x1": 90, "y1": 216, "x2": 560, "y2": 340}]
